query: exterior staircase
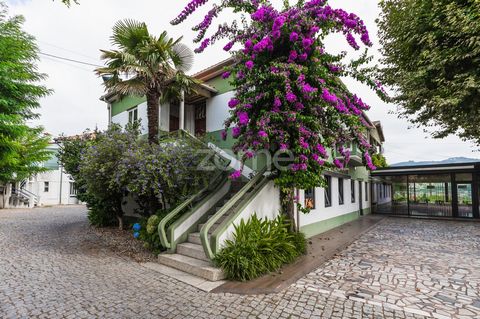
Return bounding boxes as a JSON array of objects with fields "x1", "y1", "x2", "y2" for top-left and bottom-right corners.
[{"x1": 157, "y1": 180, "x2": 248, "y2": 281}]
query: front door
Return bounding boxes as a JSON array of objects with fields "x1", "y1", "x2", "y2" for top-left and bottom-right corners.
[{"x1": 194, "y1": 102, "x2": 206, "y2": 136}]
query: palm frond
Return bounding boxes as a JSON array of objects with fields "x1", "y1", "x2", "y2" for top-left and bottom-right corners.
[
  {"x1": 172, "y1": 42, "x2": 194, "y2": 72},
  {"x1": 111, "y1": 19, "x2": 149, "y2": 52}
]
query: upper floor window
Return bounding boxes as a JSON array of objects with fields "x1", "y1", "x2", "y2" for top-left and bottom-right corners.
[
  {"x1": 304, "y1": 188, "x2": 315, "y2": 209},
  {"x1": 128, "y1": 107, "x2": 138, "y2": 124},
  {"x1": 351, "y1": 180, "x2": 356, "y2": 203},
  {"x1": 44, "y1": 182, "x2": 49, "y2": 193},
  {"x1": 338, "y1": 178, "x2": 344, "y2": 205},
  {"x1": 324, "y1": 176, "x2": 332, "y2": 207}
]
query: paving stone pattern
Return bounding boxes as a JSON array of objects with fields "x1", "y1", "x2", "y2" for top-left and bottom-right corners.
[{"x1": 0, "y1": 206, "x2": 478, "y2": 318}]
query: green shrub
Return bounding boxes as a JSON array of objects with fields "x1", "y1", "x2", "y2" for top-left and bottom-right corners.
[
  {"x1": 135, "y1": 211, "x2": 169, "y2": 254},
  {"x1": 214, "y1": 214, "x2": 307, "y2": 282}
]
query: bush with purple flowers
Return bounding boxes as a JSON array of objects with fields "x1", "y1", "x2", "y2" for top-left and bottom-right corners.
[{"x1": 173, "y1": 0, "x2": 387, "y2": 190}]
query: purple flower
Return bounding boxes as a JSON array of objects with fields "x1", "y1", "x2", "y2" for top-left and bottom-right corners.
[
  {"x1": 333, "y1": 159, "x2": 344, "y2": 169},
  {"x1": 302, "y1": 83, "x2": 316, "y2": 94},
  {"x1": 221, "y1": 130, "x2": 227, "y2": 140},
  {"x1": 229, "y1": 170, "x2": 242, "y2": 180},
  {"x1": 365, "y1": 152, "x2": 376, "y2": 170},
  {"x1": 290, "y1": 32, "x2": 299, "y2": 42},
  {"x1": 286, "y1": 92, "x2": 297, "y2": 103},
  {"x1": 258, "y1": 130, "x2": 268, "y2": 138},
  {"x1": 222, "y1": 71, "x2": 231, "y2": 79},
  {"x1": 232, "y1": 126, "x2": 241, "y2": 138},
  {"x1": 316, "y1": 144, "x2": 327, "y2": 157},
  {"x1": 289, "y1": 50, "x2": 298, "y2": 61},
  {"x1": 237, "y1": 70, "x2": 245, "y2": 79},
  {"x1": 245, "y1": 60, "x2": 254, "y2": 70},
  {"x1": 302, "y1": 37, "x2": 314, "y2": 48},
  {"x1": 228, "y1": 98, "x2": 240, "y2": 108},
  {"x1": 245, "y1": 151, "x2": 254, "y2": 159},
  {"x1": 272, "y1": 15, "x2": 286, "y2": 30},
  {"x1": 298, "y1": 53, "x2": 308, "y2": 61},
  {"x1": 237, "y1": 112, "x2": 249, "y2": 125},
  {"x1": 223, "y1": 41, "x2": 234, "y2": 51},
  {"x1": 346, "y1": 33, "x2": 359, "y2": 50},
  {"x1": 322, "y1": 88, "x2": 337, "y2": 104},
  {"x1": 245, "y1": 39, "x2": 253, "y2": 49}
]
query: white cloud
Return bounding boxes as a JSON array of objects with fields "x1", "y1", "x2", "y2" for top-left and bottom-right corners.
[{"x1": 5, "y1": 0, "x2": 478, "y2": 164}]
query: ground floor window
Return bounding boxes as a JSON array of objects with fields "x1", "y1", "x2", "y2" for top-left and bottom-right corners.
[
  {"x1": 325, "y1": 176, "x2": 332, "y2": 207},
  {"x1": 351, "y1": 180, "x2": 355, "y2": 203},
  {"x1": 44, "y1": 182, "x2": 49, "y2": 193},
  {"x1": 338, "y1": 178, "x2": 344, "y2": 205},
  {"x1": 69, "y1": 182, "x2": 77, "y2": 196},
  {"x1": 365, "y1": 182, "x2": 368, "y2": 201},
  {"x1": 304, "y1": 188, "x2": 315, "y2": 209}
]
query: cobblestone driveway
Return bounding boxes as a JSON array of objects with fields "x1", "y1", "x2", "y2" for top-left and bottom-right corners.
[{"x1": 1, "y1": 206, "x2": 479, "y2": 318}]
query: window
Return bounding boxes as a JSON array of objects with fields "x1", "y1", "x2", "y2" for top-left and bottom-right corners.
[
  {"x1": 69, "y1": 182, "x2": 77, "y2": 196},
  {"x1": 324, "y1": 176, "x2": 332, "y2": 207},
  {"x1": 338, "y1": 178, "x2": 344, "y2": 205},
  {"x1": 304, "y1": 189, "x2": 315, "y2": 209},
  {"x1": 128, "y1": 107, "x2": 138, "y2": 124},
  {"x1": 365, "y1": 182, "x2": 368, "y2": 201},
  {"x1": 44, "y1": 182, "x2": 49, "y2": 192},
  {"x1": 351, "y1": 180, "x2": 356, "y2": 203}
]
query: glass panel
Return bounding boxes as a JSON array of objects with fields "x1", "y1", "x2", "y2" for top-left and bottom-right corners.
[
  {"x1": 457, "y1": 183, "x2": 473, "y2": 218},
  {"x1": 408, "y1": 174, "x2": 452, "y2": 217},
  {"x1": 391, "y1": 176, "x2": 408, "y2": 215}
]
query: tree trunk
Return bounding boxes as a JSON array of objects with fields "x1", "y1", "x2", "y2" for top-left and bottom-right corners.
[
  {"x1": 146, "y1": 89, "x2": 160, "y2": 144},
  {"x1": 281, "y1": 187, "x2": 297, "y2": 232},
  {"x1": 117, "y1": 216, "x2": 124, "y2": 230}
]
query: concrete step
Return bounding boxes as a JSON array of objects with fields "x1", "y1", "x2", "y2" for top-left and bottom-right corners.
[
  {"x1": 188, "y1": 232, "x2": 202, "y2": 245},
  {"x1": 198, "y1": 221, "x2": 222, "y2": 232},
  {"x1": 177, "y1": 242, "x2": 209, "y2": 262},
  {"x1": 158, "y1": 254, "x2": 225, "y2": 281}
]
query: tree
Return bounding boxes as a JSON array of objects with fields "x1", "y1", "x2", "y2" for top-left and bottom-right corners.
[
  {"x1": 372, "y1": 153, "x2": 388, "y2": 168},
  {"x1": 377, "y1": 0, "x2": 480, "y2": 144},
  {"x1": 173, "y1": 0, "x2": 386, "y2": 226},
  {"x1": 0, "y1": 3, "x2": 52, "y2": 183},
  {"x1": 96, "y1": 20, "x2": 197, "y2": 144}
]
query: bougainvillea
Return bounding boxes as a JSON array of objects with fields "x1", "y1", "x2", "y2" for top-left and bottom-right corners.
[{"x1": 173, "y1": 0, "x2": 387, "y2": 189}]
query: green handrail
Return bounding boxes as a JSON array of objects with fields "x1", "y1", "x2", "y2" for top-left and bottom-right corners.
[
  {"x1": 157, "y1": 129, "x2": 231, "y2": 250},
  {"x1": 158, "y1": 170, "x2": 225, "y2": 249},
  {"x1": 200, "y1": 167, "x2": 268, "y2": 260}
]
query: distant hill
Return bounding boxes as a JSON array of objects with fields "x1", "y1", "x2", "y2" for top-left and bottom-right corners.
[{"x1": 391, "y1": 157, "x2": 480, "y2": 167}]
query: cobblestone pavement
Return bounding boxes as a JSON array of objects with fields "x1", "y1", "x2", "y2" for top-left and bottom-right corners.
[{"x1": 0, "y1": 206, "x2": 479, "y2": 318}]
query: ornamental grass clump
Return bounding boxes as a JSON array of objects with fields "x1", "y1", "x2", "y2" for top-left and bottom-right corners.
[
  {"x1": 214, "y1": 214, "x2": 306, "y2": 281},
  {"x1": 173, "y1": 0, "x2": 388, "y2": 190}
]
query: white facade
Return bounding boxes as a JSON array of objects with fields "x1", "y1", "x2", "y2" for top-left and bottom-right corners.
[
  {"x1": 0, "y1": 143, "x2": 80, "y2": 209},
  {"x1": 25, "y1": 169, "x2": 79, "y2": 206}
]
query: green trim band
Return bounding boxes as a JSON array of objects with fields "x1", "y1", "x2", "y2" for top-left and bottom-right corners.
[{"x1": 300, "y1": 210, "x2": 360, "y2": 238}]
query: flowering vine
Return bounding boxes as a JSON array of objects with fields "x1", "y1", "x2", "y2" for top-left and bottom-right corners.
[{"x1": 173, "y1": 0, "x2": 387, "y2": 190}]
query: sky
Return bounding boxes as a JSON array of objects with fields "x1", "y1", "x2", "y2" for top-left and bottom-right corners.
[{"x1": 4, "y1": 0, "x2": 479, "y2": 164}]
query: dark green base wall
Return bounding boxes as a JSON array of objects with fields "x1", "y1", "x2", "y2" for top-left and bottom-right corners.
[{"x1": 300, "y1": 207, "x2": 371, "y2": 239}]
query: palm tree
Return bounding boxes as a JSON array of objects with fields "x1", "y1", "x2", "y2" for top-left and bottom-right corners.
[{"x1": 96, "y1": 19, "x2": 197, "y2": 144}]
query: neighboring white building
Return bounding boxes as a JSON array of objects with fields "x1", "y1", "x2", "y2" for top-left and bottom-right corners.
[{"x1": 0, "y1": 142, "x2": 80, "y2": 209}]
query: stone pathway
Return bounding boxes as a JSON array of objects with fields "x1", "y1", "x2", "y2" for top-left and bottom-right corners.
[{"x1": 0, "y1": 206, "x2": 479, "y2": 318}]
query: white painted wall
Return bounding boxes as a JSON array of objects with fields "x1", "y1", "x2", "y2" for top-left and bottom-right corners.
[
  {"x1": 27, "y1": 170, "x2": 79, "y2": 206},
  {"x1": 217, "y1": 180, "x2": 281, "y2": 248},
  {"x1": 298, "y1": 177, "x2": 371, "y2": 230},
  {"x1": 206, "y1": 91, "x2": 234, "y2": 132},
  {"x1": 111, "y1": 102, "x2": 148, "y2": 134}
]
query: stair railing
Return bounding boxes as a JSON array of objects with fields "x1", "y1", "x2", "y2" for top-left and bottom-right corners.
[
  {"x1": 158, "y1": 170, "x2": 226, "y2": 249},
  {"x1": 157, "y1": 129, "x2": 232, "y2": 250},
  {"x1": 200, "y1": 167, "x2": 268, "y2": 260}
]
